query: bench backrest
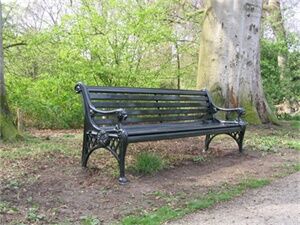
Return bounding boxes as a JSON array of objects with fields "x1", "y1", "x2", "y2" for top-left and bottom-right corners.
[{"x1": 77, "y1": 84, "x2": 214, "y2": 127}]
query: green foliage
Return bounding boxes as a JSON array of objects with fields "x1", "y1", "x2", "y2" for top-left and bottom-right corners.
[
  {"x1": 260, "y1": 36, "x2": 300, "y2": 106},
  {"x1": 3, "y1": 0, "x2": 201, "y2": 128},
  {"x1": 3, "y1": 0, "x2": 299, "y2": 128},
  {"x1": 130, "y1": 152, "x2": 165, "y2": 175}
]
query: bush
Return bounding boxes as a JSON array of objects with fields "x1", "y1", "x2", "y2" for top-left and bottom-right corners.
[
  {"x1": 6, "y1": 74, "x2": 83, "y2": 128},
  {"x1": 260, "y1": 37, "x2": 300, "y2": 106}
]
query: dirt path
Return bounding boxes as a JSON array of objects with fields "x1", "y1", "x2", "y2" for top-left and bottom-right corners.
[
  {"x1": 1, "y1": 124, "x2": 299, "y2": 224},
  {"x1": 166, "y1": 172, "x2": 300, "y2": 225}
]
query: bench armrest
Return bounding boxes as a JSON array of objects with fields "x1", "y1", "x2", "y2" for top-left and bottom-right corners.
[
  {"x1": 90, "y1": 108, "x2": 128, "y2": 123},
  {"x1": 204, "y1": 89, "x2": 245, "y2": 122},
  {"x1": 215, "y1": 106, "x2": 245, "y2": 121}
]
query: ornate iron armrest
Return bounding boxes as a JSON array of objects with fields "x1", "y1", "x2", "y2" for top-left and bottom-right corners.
[
  {"x1": 215, "y1": 106, "x2": 245, "y2": 121},
  {"x1": 90, "y1": 108, "x2": 128, "y2": 123}
]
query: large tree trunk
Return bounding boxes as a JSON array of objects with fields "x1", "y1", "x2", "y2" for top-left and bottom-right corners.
[
  {"x1": 197, "y1": 0, "x2": 277, "y2": 124},
  {"x1": 0, "y1": 1, "x2": 19, "y2": 141}
]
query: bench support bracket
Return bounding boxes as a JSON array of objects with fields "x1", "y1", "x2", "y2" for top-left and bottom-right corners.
[
  {"x1": 205, "y1": 127, "x2": 246, "y2": 152},
  {"x1": 81, "y1": 129, "x2": 129, "y2": 184}
]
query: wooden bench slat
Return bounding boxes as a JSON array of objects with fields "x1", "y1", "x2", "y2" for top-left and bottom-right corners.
[
  {"x1": 94, "y1": 114, "x2": 208, "y2": 125},
  {"x1": 92, "y1": 101, "x2": 208, "y2": 108},
  {"x1": 125, "y1": 122, "x2": 239, "y2": 136},
  {"x1": 87, "y1": 86, "x2": 207, "y2": 96},
  {"x1": 128, "y1": 126, "x2": 242, "y2": 142},
  {"x1": 89, "y1": 93, "x2": 208, "y2": 101},
  {"x1": 125, "y1": 108, "x2": 208, "y2": 115}
]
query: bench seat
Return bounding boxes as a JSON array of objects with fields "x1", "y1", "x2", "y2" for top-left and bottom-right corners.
[{"x1": 102, "y1": 121, "x2": 243, "y2": 142}]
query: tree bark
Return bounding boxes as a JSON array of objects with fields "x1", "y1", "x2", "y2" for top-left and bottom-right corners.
[
  {"x1": 197, "y1": 0, "x2": 277, "y2": 124},
  {"x1": 0, "y1": 1, "x2": 20, "y2": 141}
]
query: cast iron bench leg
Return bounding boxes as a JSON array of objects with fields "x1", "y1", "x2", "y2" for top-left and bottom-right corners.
[
  {"x1": 237, "y1": 126, "x2": 246, "y2": 153},
  {"x1": 82, "y1": 132, "x2": 89, "y2": 167},
  {"x1": 118, "y1": 130, "x2": 129, "y2": 184},
  {"x1": 204, "y1": 134, "x2": 211, "y2": 151}
]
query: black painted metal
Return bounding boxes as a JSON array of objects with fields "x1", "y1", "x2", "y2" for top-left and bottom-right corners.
[{"x1": 75, "y1": 82, "x2": 247, "y2": 184}]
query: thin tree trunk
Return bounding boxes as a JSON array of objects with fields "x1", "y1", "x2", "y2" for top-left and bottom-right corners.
[
  {"x1": 0, "y1": 1, "x2": 20, "y2": 141},
  {"x1": 197, "y1": 0, "x2": 277, "y2": 124},
  {"x1": 266, "y1": 0, "x2": 287, "y2": 80}
]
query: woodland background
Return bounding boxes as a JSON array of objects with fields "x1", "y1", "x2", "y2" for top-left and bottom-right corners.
[{"x1": 2, "y1": 0, "x2": 300, "y2": 129}]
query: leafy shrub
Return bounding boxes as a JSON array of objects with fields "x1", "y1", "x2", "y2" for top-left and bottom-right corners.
[
  {"x1": 6, "y1": 74, "x2": 83, "y2": 128},
  {"x1": 260, "y1": 37, "x2": 300, "y2": 107}
]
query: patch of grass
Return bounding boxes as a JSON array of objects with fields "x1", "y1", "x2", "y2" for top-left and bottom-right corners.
[
  {"x1": 287, "y1": 140, "x2": 300, "y2": 151},
  {"x1": 151, "y1": 191, "x2": 186, "y2": 204},
  {"x1": 6, "y1": 179, "x2": 21, "y2": 189},
  {"x1": 291, "y1": 120, "x2": 300, "y2": 129},
  {"x1": 246, "y1": 133, "x2": 300, "y2": 152},
  {"x1": 0, "y1": 134, "x2": 78, "y2": 160},
  {"x1": 246, "y1": 136, "x2": 281, "y2": 152},
  {"x1": 80, "y1": 215, "x2": 101, "y2": 225},
  {"x1": 0, "y1": 201, "x2": 18, "y2": 214},
  {"x1": 26, "y1": 206, "x2": 45, "y2": 222},
  {"x1": 120, "y1": 178, "x2": 270, "y2": 225},
  {"x1": 239, "y1": 178, "x2": 270, "y2": 189},
  {"x1": 192, "y1": 156, "x2": 207, "y2": 163},
  {"x1": 121, "y1": 206, "x2": 182, "y2": 225},
  {"x1": 274, "y1": 163, "x2": 300, "y2": 178},
  {"x1": 63, "y1": 134, "x2": 76, "y2": 138},
  {"x1": 130, "y1": 152, "x2": 165, "y2": 175},
  {"x1": 292, "y1": 163, "x2": 300, "y2": 172}
]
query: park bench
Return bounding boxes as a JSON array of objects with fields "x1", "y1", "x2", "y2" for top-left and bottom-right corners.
[{"x1": 75, "y1": 82, "x2": 246, "y2": 184}]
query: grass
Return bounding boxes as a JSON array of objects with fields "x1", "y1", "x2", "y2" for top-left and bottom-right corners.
[
  {"x1": 291, "y1": 120, "x2": 300, "y2": 129},
  {"x1": 293, "y1": 163, "x2": 300, "y2": 172},
  {"x1": 80, "y1": 215, "x2": 101, "y2": 225},
  {"x1": 0, "y1": 201, "x2": 18, "y2": 214},
  {"x1": 120, "y1": 178, "x2": 270, "y2": 225},
  {"x1": 0, "y1": 134, "x2": 79, "y2": 160},
  {"x1": 246, "y1": 134, "x2": 300, "y2": 152},
  {"x1": 129, "y1": 152, "x2": 165, "y2": 175},
  {"x1": 192, "y1": 156, "x2": 207, "y2": 163},
  {"x1": 26, "y1": 206, "x2": 45, "y2": 222},
  {"x1": 287, "y1": 140, "x2": 300, "y2": 151}
]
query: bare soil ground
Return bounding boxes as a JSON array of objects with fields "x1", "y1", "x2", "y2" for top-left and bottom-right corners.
[{"x1": 0, "y1": 123, "x2": 299, "y2": 224}]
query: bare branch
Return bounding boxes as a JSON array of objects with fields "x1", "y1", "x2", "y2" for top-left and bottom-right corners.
[{"x1": 4, "y1": 42, "x2": 26, "y2": 49}]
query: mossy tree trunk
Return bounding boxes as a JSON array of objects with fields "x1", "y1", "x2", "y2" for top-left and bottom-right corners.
[
  {"x1": 197, "y1": 0, "x2": 278, "y2": 124},
  {"x1": 0, "y1": 1, "x2": 19, "y2": 141}
]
